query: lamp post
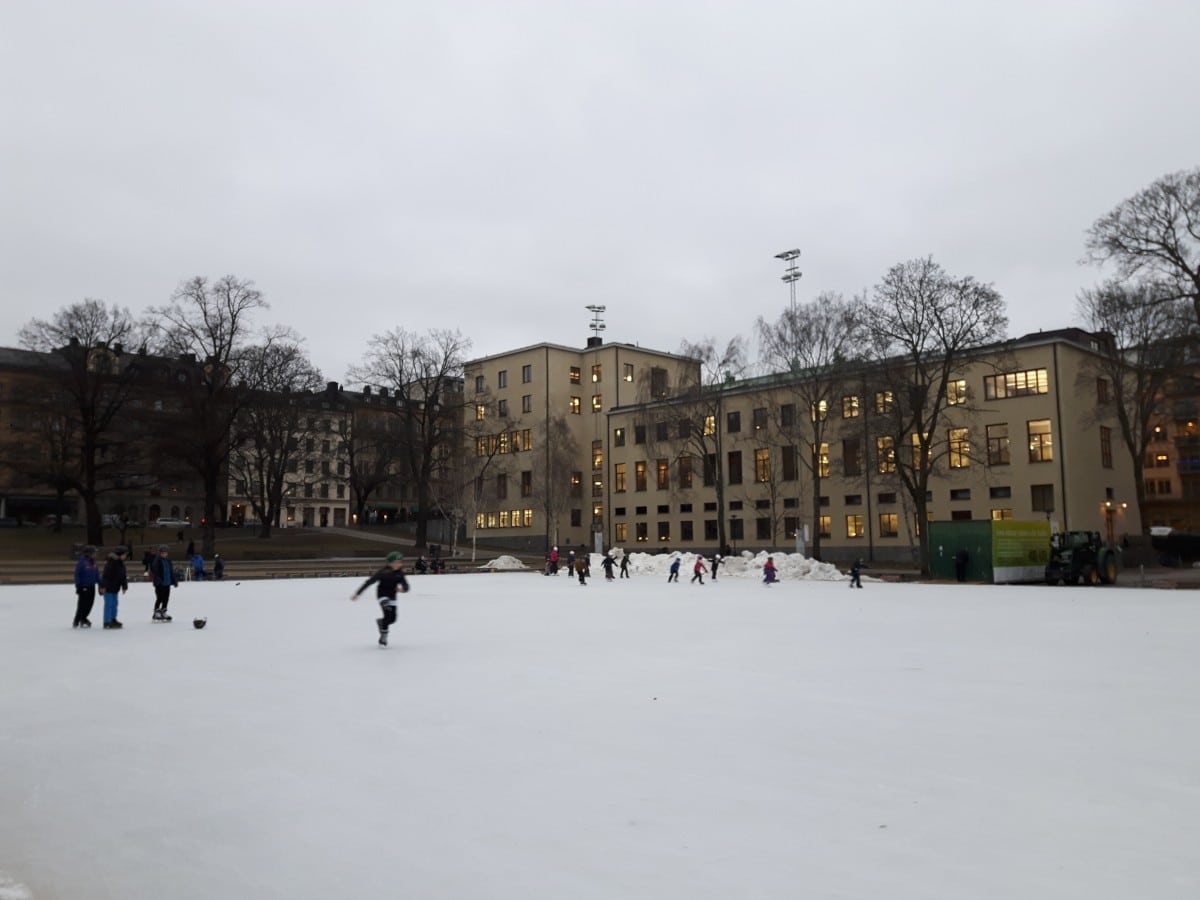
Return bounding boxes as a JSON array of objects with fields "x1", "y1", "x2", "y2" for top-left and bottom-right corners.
[{"x1": 774, "y1": 249, "x2": 802, "y2": 314}]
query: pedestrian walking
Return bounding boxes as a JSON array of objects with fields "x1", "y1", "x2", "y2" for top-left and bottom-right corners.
[
  {"x1": 149, "y1": 544, "x2": 178, "y2": 621},
  {"x1": 849, "y1": 558, "x2": 863, "y2": 588},
  {"x1": 141, "y1": 546, "x2": 154, "y2": 576},
  {"x1": 667, "y1": 555, "x2": 681, "y2": 583},
  {"x1": 763, "y1": 557, "x2": 778, "y2": 586},
  {"x1": 351, "y1": 551, "x2": 409, "y2": 647},
  {"x1": 100, "y1": 546, "x2": 129, "y2": 628},
  {"x1": 213, "y1": 553, "x2": 225, "y2": 580},
  {"x1": 691, "y1": 555, "x2": 707, "y2": 584},
  {"x1": 73, "y1": 545, "x2": 100, "y2": 628}
]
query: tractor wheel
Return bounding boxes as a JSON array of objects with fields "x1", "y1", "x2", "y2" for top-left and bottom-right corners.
[
  {"x1": 1099, "y1": 552, "x2": 1118, "y2": 585},
  {"x1": 1081, "y1": 564, "x2": 1100, "y2": 586}
]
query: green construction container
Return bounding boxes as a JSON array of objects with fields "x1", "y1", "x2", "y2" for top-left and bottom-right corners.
[{"x1": 928, "y1": 520, "x2": 1052, "y2": 583}]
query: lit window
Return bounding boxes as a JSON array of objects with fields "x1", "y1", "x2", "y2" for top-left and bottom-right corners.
[
  {"x1": 1028, "y1": 420, "x2": 1053, "y2": 462},
  {"x1": 948, "y1": 427, "x2": 970, "y2": 468}
]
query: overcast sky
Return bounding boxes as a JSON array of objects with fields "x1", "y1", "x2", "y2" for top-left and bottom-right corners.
[{"x1": 3, "y1": 1, "x2": 1197, "y2": 382}]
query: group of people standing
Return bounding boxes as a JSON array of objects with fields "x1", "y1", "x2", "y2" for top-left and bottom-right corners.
[{"x1": 72, "y1": 543, "x2": 190, "y2": 628}]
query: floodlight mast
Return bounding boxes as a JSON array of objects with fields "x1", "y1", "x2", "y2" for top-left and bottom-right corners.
[
  {"x1": 585, "y1": 304, "x2": 607, "y2": 338},
  {"x1": 775, "y1": 249, "x2": 802, "y2": 313}
]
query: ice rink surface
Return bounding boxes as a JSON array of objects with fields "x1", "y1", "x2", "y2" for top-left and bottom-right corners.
[{"x1": 1, "y1": 559, "x2": 1197, "y2": 899}]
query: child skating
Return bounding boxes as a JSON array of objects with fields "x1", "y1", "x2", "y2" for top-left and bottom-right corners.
[
  {"x1": 149, "y1": 544, "x2": 177, "y2": 621},
  {"x1": 73, "y1": 545, "x2": 100, "y2": 628},
  {"x1": 99, "y1": 546, "x2": 129, "y2": 628},
  {"x1": 351, "y1": 551, "x2": 409, "y2": 646},
  {"x1": 667, "y1": 555, "x2": 681, "y2": 583},
  {"x1": 691, "y1": 555, "x2": 707, "y2": 584},
  {"x1": 762, "y1": 556, "x2": 778, "y2": 586},
  {"x1": 849, "y1": 558, "x2": 863, "y2": 588}
]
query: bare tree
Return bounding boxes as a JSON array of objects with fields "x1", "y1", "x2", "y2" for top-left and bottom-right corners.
[
  {"x1": 1085, "y1": 167, "x2": 1200, "y2": 326},
  {"x1": 641, "y1": 338, "x2": 745, "y2": 553},
  {"x1": 1076, "y1": 279, "x2": 1195, "y2": 527},
  {"x1": 148, "y1": 275, "x2": 277, "y2": 556},
  {"x1": 533, "y1": 415, "x2": 581, "y2": 552},
  {"x1": 864, "y1": 258, "x2": 1007, "y2": 573},
  {"x1": 17, "y1": 300, "x2": 148, "y2": 544},
  {"x1": 333, "y1": 399, "x2": 401, "y2": 527},
  {"x1": 757, "y1": 292, "x2": 864, "y2": 558},
  {"x1": 229, "y1": 338, "x2": 325, "y2": 538},
  {"x1": 347, "y1": 328, "x2": 470, "y2": 549},
  {"x1": 434, "y1": 389, "x2": 512, "y2": 560}
]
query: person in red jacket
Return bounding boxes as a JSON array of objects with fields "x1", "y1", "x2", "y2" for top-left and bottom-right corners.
[{"x1": 691, "y1": 554, "x2": 707, "y2": 585}]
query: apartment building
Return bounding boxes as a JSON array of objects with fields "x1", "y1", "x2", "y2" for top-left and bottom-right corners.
[
  {"x1": 464, "y1": 329, "x2": 1143, "y2": 562},
  {"x1": 464, "y1": 338, "x2": 699, "y2": 552},
  {"x1": 1141, "y1": 364, "x2": 1200, "y2": 532}
]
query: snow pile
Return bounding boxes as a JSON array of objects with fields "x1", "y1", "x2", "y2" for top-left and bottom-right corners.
[
  {"x1": 479, "y1": 554, "x2": 529, "y2": 571},
  {"x1": 0, "y1": 875, "x2": 32, "y2": 900},
  {"x1": 603, "y1": 548, "x2": 851, "y2": 581}
]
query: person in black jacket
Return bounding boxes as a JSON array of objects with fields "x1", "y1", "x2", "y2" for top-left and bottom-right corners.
[
  {"x1": 100, "y1": 546, "x2": 130, "y2": 628},
  {"x1": 351, "y1": 551, "x2": 410, "y2": 647}
]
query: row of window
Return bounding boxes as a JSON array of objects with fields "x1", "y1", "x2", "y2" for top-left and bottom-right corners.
[
  {"x1": 474, "y1": 430, "x2": 534, "y2": 456},
  {"x1": 601, "y1": 422, "x2": 1066, "y2": 492},
  {"x1": 473, "y1": 367, "x2": 1059, "y2": 426},
  {"x1": 609, "y1": 505, "x2": 1026, "y2": 544},
  {"x1": 474, "y1": 362, "x2": 639, "y2": 394},
  {"x1": 475, "y1": 509, "x2": 535, "y2": 529}
]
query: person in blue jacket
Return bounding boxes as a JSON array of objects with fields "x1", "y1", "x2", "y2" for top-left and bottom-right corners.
[
  {"x1": 667, "y1": 555, "x2": 681, "y2": 583},
  {"x1": 100, "y1": 546, "x2": 129, "y2": 628},
  {"x1": 73, "y1": 545, "x2": 100, "y2": 628},
  {"x1": 149, "y1": 544, "x2": 178, "y2": 622}
]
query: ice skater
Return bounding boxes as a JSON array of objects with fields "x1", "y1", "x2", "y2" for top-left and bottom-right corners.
[
  {"x1": 99, "y1": 546, "x2": 129, "y2": 628},
  {"x1": 575, "y1": 554, "x2": 589, "y2": 585},
  {"x1": 601, "y1": 553, "x2": 616, "y2": 581},
  {"x1": 762, "y1": 557, "x2": 778, "y2": 586},
  {"x1": 351, "y1": 551, "x2": 409, "y2": 647},
  {"x1": 149, "y1": 544, "x2": 178, "y2": 621},
  {"x1": 667, "y1": 555, "x2": 681, "y2": 583},
  {"x1": 73, "y1": 545, "x2": 99, "y2": 628},
  {"x1": 711, "y1": 554, "x2": 721, "y2": 580},
  {"x1": 619, "y1": 554, "x2": 630, "y2": 578},
  {"x1": 849, "y1": 558, "x2": 863, "y2": 588},
  {"x1": 691, "y1": 554, "x2": 707, "y2": 584}
]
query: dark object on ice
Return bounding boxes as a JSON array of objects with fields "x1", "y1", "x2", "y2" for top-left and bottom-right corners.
[{"x1": 193, "y1": 617, "x2": 207, "y2": 629}]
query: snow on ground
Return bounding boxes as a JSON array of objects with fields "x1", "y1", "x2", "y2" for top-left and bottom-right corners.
[
  {"x1": 2, "y1": 572, "x2": 1198, "y2": 899},
  {"x1": 478, "y1": 554, "x2": 530, "y2": 571},
  {"x1": 519, "y1": 549, "x2": 854, "y2": 582}
]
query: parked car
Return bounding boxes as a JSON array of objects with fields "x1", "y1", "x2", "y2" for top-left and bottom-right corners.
[{"x1": 152, "y1": 517, "x2": 190, "y2": 528}]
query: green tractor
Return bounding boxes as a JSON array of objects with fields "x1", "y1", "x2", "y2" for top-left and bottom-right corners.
[{"x1": 1044, "y1": 530, "x2": 1119, "y2": 585}]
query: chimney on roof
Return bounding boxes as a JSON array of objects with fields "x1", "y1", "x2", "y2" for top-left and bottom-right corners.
[
  {"x1": 326, "y1": 381, "x2": 339, "y2": 394},
  {"x1": 586, "y1": 336, "x2": 603, "y2": 349}
]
